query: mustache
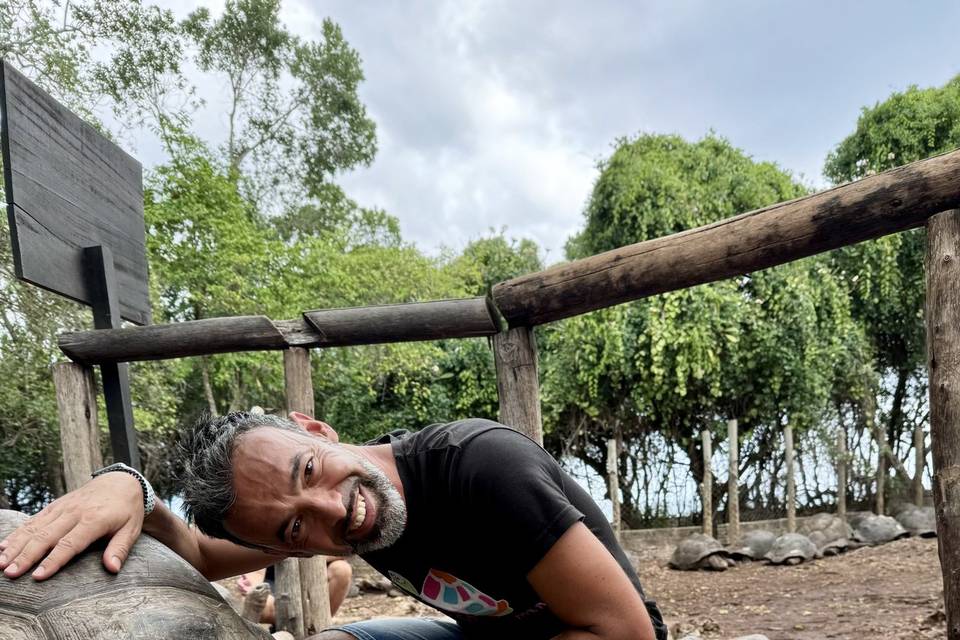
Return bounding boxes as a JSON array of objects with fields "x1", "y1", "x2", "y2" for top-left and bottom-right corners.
[{"x1": 342, "y1": 476, "x2": 361, "y2": 535}]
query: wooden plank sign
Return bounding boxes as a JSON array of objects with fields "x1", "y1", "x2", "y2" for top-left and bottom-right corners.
[{"x1": 0, "y1": 60, "x2": 150, "y2": 324}]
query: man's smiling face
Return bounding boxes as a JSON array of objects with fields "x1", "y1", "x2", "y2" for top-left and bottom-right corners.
[{"x1": 223, "y1": 426, "x2": 405, "y2": 556}]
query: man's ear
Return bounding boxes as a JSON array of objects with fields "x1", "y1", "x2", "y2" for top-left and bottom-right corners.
[{"x1": 289, "y1": 411, "x2": 340, "y2": 443}]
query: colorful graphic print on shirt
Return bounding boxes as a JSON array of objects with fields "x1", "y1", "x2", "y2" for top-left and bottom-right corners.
[{"x1": 389, "y1": 568, "x2": 513, "y2": 617}]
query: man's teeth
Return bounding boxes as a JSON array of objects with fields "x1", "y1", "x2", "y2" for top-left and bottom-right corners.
[{"x1": 350, "y1": 494, "x2": 366, "y2": 532}]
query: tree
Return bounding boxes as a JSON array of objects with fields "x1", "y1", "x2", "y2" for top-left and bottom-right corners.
[
  {"x1": 182, "y1": 0, "x2": 376, "y2": 206},
  {"x1": 545, "y1": 133, "x2": 863, "y2": 527},
  {"x1": 823, "y1": 75, "x2": 960, "y2": 499}
]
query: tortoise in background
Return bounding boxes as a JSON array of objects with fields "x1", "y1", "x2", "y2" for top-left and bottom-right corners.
[
  {"x1": 670, "y1": 533, "x2": 733, "y2": 571},
  {"x1": 764, "y1": 533, "x2": 817, "y2": 566},
  {"x1": 727, "y1": 530, "x2": 777, "y2": 563},
  {"x1": 852, "y1": 514, "x2": 909, "y2": 545},
  {"x1": 895, "y1": 506, "x2": 937, "y2": 538},
  {"x1": 800, "y1": 513, "x2": 853, "y2": 557},
  {"x1": 0, "y1": 510, "x2": 271, "y2": 640}
]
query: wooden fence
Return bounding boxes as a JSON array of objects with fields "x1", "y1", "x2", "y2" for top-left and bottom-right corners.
[{"x1": 53, "y1": 148, "x2": 960, "y2": 639}]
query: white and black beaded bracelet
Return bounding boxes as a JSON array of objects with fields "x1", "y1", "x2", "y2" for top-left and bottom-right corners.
[{"x1": 91, "y1": 462, "x2": 156, "y2": 516}]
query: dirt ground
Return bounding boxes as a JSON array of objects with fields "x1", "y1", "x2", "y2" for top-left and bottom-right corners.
[
  {"x1": 225, "y1": 536, "x2": 946, "y2": 639},
  {"x1": 332, "y1": 536, "x2": 946, "y2": 640}
]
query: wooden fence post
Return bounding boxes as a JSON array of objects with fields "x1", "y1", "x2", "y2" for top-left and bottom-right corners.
[
  {"x1": 284, "y1": 347, "x2": 332, "y2": 637},
  {"x1": 784, "y1": 423, "x2": 796, "y2": 533},
  {"x1": 52, "y1": 362, "x2": 103, "y2": 492},
  {"x1": 926, "y1": 209, "x2": 960, "y2": 640},
  {"x1": 701, "y1": 430, "x2": 713, "y2": 536},
  {"x1": 727, "y1": 419, "x2": 740, "y2": 544},
  {"x1": 606, "y1": 438, "x2": 621, "y2": 538},
  {"x1": 837, "y1": 427, "x2": 847, "y2": 522},
  {"x1": 493, "y1": 327, "x2": 543, "y2": 444},
  {"x1": 273, "y1": 557, "x2": 305, "y2": 638},
  {"x1": 915, "y1": 424, "x2": 926, "y2": 506}
]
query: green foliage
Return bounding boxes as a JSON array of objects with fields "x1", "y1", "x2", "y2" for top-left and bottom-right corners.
[
  {"x1": 544, "y1": 133, "x2": 865, "y2": 526},
  {"x1": 146, "y1": 133, "x2": 287, "y2": 321},
  {"x1": 824, "y1": 76, "x2": 960, "y2": 376},
  {"x1": 445, "y1": 231, "x2": 543, "y2": 296},
  {"x1": 567, "y1": 133, "x2": 805, "y2": 258},
  {"x1": 820, "y1": 75, "x2": 960, "y2": 478},
  {"x1": 183, "y1": 0, "x2": 376, "y2": 204}
]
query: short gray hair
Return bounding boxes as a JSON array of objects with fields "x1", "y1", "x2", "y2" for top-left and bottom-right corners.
[{"x1": 178, "y1": 411, "x2": 301, "y2": 545}]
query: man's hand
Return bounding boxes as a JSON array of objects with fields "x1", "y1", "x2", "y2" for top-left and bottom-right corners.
[{"x1": 0, "y1": 472, "x2": 145, "y2": 580}]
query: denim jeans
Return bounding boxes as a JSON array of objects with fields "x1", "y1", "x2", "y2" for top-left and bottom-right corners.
[{"x1": 331, "y1": 618, "x2": 464, "y2": 640}]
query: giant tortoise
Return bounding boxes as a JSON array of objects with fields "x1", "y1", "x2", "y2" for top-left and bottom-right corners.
[
  {"x1": 895, "y1": 506, "x2": 937, "y2": 538},
  {"x1": 764, "y1": 533, "x2": 817, "y2": 565},
  {"x1": 727, "y1": 530, "x2": 777, "y2": 562},
  {"x1": 0, "y1": 510, "x2": 271, "y2": 639},
  {"x1": 670, "y1": 533, "x2": 732, "y2": 571},
  {"x1": 852, "y1": 514, "x2": 909, "y2": 545}
]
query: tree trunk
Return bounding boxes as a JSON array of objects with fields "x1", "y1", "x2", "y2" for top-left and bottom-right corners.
[
  {"x1": 837, "y1": 424, "x2": 848, "y2": 521},
  {"x1": 200, "y1": 356, "x2": 218, "y2": 416},
  {"x1": 784, "y1": 422, "x2": 796, "y2": 533},
  {"x1": 915, "y1": 423, "x2": 926, "y2": 506}
]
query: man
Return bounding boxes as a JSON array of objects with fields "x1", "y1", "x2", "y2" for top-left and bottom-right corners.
[{"x1": 1, "y1": 412, "x2": 666, "y2": 640}]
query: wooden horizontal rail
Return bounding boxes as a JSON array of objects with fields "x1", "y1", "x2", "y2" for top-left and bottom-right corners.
[
  {"x1": 59, "y1": 149, "x2": 960, "y2": 361},
  {"x1": 58, "y1": 298, "x2": 499, "y2": 364},
  {"x1": 303, "y1": 298, "x2": 498, "y2": 347},
  {"x1": 492, "y1": 148, "x2": 960, "y2": 326}
]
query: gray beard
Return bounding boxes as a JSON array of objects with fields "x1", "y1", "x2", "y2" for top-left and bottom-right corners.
[{"x1": 351, "y1": 456, "x2": 407, "y2": 555}]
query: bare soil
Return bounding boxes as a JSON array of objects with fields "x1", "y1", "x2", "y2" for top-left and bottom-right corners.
[{"x1": 331, "y1": 536, "x2": 947, "y2": 640}]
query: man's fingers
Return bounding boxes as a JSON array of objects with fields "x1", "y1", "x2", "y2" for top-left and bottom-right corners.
[
  {"x1": 29, "y1": 521, "x2": 106, "y2": 581},
  {"x1": 0, "y1": 513, "x2": 75, "y2": 577},
  {"x1": 102, "y1": 520, "x2": 140, "y2": 574}
]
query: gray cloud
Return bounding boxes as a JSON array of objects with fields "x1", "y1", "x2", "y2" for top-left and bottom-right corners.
[{"x1": 140, "y1": 0, "x2": 960, "y2": 261}]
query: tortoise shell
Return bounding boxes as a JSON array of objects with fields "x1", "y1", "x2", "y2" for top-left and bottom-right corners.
[
  {"x1": 895, "y1": 506, "x2": 937, "y2": 538},
  {"x1": 727, "y1": 529, "x2": 776, "y2": 561},
  {"x1": 669, "y1": 533, "x2": 729, "y2": 570},
  {"x1": 0, "y1": 509, "x2": 270, "y2": 639},
  {"x1": 764, "y1": 533, "x2": 817, "y2": 564},
  {"x1": 852, "y1": 514, "x2": 909, "y2": 545}
]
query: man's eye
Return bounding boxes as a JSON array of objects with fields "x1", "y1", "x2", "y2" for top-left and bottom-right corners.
[
  {"x1": 292, "y1": 517, "x2": 302, "y2": 541},
  {"x1": 305, "y1": 458, "x2": 314, "y2": 479}
]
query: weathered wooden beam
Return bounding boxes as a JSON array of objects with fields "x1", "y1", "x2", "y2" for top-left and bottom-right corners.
[
  {"x1": 493, "y1": 149, "x2": 960, "y2": 326},
  {"x1": 493, "y1": 327, "x2": 543, "y2": 444},
  {"x1": 283, "y1": 347, "x2": 332, "y2": 636},
  {"x1": 60, "y1": 316, "x2": 287, "y2": 363},
  {"x1": 274, "y1": 557, "x2": 305, "y2": 639},
  {"x1": 926, "y1": 209, "x2": 960, "y2": 640},
  {"x1": 59, "y1": 298, "x2": 499, "y2": 364},
  {"x1": 302, "y1": 298, "x2": 498, "y2": 347},
  {"x1": 52, "y1": 362, "x2": 102, "y2": 492}
]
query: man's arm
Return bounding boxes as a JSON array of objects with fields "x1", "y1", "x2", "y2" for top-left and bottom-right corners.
[
  {"x1": 527, "y1": 522, "x2": 656, "y2": 640},
  {"x1": 144, "y1": 499, "x2": 285, "y2": 581},
  {"x1": 1, "y1": 472, "x2": 281, "y2": 581}
]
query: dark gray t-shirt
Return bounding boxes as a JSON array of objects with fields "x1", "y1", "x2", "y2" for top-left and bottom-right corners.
[{"x1": 361, "y1": 418, "x2": 667, "y2": 640}]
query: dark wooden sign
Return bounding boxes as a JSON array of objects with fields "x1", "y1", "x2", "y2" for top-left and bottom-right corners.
[{"x1": 0, "y1": 60, "x2": 150, "y2": 324}]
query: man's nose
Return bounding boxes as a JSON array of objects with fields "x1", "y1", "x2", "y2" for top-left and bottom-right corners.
[{"x1": 307, "y1": 486, "x2": 349, "y2": 524}]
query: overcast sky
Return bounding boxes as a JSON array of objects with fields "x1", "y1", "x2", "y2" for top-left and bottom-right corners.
[{"x1": 142, "y1": 0, "x2": 960, "y2": 261}]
